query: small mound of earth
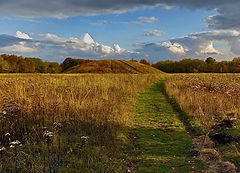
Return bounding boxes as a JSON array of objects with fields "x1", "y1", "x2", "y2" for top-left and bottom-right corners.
[
  {"x1": 190, "y1": 135, "x2": 238, "y2": 173},
  {"x1": 65, "y1": 59, "x2": 164, "y2": 74},
  {"x1": 190, "y1": 135, "x2": 215, "y2": 157}
]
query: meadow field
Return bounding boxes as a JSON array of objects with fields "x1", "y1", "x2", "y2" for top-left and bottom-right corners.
[
  {"x1": 165, "y1": 74, "x2": 240, "y2": 170},
  {"x1": 165, "y1": 74, "x2": 240, "y2": 131},
  {"x1": 0, "y1": 73, "x2": 239, "y2": 172},
  {"x1": 0, "y1": 74, "x2": 164, "y2": 172}
]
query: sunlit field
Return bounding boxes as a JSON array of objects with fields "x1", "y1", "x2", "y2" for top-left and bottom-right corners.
[
  {"x1": 0, "y1": 73, "x2": 239, "y2": 172},
  {"x1": 165, "y1": 74, "x2": 240, "y2": 131},
  {"x1": 0, "y1": 74, "x2": 163, "y2": 172},
  {"x1": 165, "y1": 74, "x2": 240, "y2": 168}
]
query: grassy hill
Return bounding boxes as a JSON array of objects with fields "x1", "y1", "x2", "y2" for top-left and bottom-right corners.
[{"x1": 65, "y1": 60, "x2": 163, "y2": 74}]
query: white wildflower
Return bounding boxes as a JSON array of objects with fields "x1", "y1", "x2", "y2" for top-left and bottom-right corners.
[
  {"x1": 81, "y1": 136, "x2": 89, "y2": 140},
  {"x1": 5, "y1": 133, "x2": 10, "y2": 137},
  {"x1": 10, "y1": 140, "x2": 21, "y2": 145},
  {"x1": 0, "y1": 147, "x2": 6, "y2": 152}
]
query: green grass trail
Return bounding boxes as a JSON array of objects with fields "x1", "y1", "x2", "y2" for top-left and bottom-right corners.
[{"x1": 128, "y1": 81, "x2": 204, "y2": 173}]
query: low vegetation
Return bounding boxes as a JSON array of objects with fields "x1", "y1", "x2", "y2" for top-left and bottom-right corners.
[
  {"x1": 165, "y1": 74, "x2": 240, "y2": 170},
  {"x1": 0, "y1": 54, "x2": 153, "y2": 74},
  {"x1": 153, "y1": 57, "x2": 240, "y2": 73},
  {"x1": 0, "y1": 54, "x2": 61, "y2": 73},
  {"x1": 127, "y1": 81, "x2": 204, "y2": 172},
  {"x1": 0, "y1": 56, "x2": 240, "y2": 172},
  {"x1": 65, "y1": 60, "x2": 162, "y2": 74},
  {"x1": 0, "y1": 73, "x2": 164, "y2": 172}
]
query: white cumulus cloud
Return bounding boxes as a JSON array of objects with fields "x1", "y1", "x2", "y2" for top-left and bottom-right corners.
[
  {"x1": 15, "y1": 31, "x2": 32, "y2": 40},
  {"x1": 0, "y1": 41, "x2": 37, "y2": 53},
  {"x1": 0, "y1": 31, "x2": 136, "y2": 61},
  {"x1": 1, "y1": 30, "x2": 240, "y2": 62},
  {"x1": 134, "y1": 30, "x2": 240, "y2": 61}
]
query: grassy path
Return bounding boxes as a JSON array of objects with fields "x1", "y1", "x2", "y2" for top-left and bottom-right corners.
[{"x1": 127, "y1": 81, "x2": 204, "y2": 173}]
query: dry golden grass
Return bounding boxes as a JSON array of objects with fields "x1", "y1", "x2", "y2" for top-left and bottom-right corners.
[
  {"x1": 0, "y1": 73, "x2": 164, "y2": 172},
  {"x1": 165, "y1": 74, "x2": 240, "y2": 131},
  {"x1": 165, "y1": 74, "x2": 240, "y2": 170}
]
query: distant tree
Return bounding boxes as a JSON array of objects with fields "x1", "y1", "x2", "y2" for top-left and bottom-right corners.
[
  {"x1": 153, "y1": 59, "x2": 207, "y2": 73},
  {"x1": 129, "y1": 58, "x2": 138, "y2": 62},
  {"x1": 140, "y1": 59, "x2": 150, "y2": 66},
  {"x1": 25, "y1": 58, "x2": 36, "y2": 73},
  {"x1": 129, "y1": 59, "x2": 138, "y2": 62},
  {"x1": 61, "y1": 57, "x2": 94, "y2": 71},
  {"x1": 218, "y1": 61, "x2": 229, "y2": 73},
  {"x1": 28, "y1": 58, "x2": 45, "y2": 73},
  {"x1": 205, "y1": 57, "x2": 218, "y2": 72},
  {"x1": 1, "y1": 54, "x2": 8, "y2": 59},
  {"x1": 232, "y1": 57, "x2": 240, "y2": 63},
  {"x1": 3, "y1": 55, "x2": 21, "y2": 72},
  {"x1": 229, "y1": 57, "x2": 240, "y2": 73},
  {"x1": 0, "y1": 56, "x2": 9, "y2": 72},
  {"x1": 43, "y1": 62, "x2": 61, "y2": 73},
  {"x1": 205, "y1": 57, "x2": 216, "y2": 64},
  {"x1": 17, "y1": 59, "x2": 28, "y2": 73},
  {"x1": 152, "y1": 60, "x2": 177, "y2": 73},
  {"x1": 177, "y1": 59, "x2": 206, "y2": 73}
]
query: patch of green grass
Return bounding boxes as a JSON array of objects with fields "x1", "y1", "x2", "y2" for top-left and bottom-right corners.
[
  {"x1": 217, "y1": 143, "x2": 240, "y2": 171},
  {"x1": 128, "y1": 81, "x2": 205, "y2": 172}
]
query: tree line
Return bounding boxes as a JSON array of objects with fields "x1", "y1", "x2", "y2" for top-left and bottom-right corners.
[
  {"x1": 152, "y1": 57, "x2": 240, "y2": 73},
  {"x1": 0, "y1": 54, "x2": 151, "y2": 73},
  {"x1": 0, "y1": 54, "x2": 61, "y2": 73},
  {"x1": 6, "y1": 53, "x2": 240, "y2": 74}
]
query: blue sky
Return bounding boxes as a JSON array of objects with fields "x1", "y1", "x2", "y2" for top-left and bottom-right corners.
[
  {"x1": 0, "y1": 0, "x2": 240, "y2": 62},
  {"x1": 0, "y1": 7, "x2": 212, "y2": 45}
]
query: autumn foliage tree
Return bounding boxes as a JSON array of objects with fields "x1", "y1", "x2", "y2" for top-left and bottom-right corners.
[
  {"x1": 61, "y1": 57, "x2": 94, "y2": 72},
  {"x1": 152, "y1": 57, "x2": 240, "y2": 73},
  {"x1": 25, "y1": 58, "x2": 36, "y2": 73},
  {"x1": 3, "y1": 53, "x2": 240, "y2": 74},
  {"x1": 129, "y1": 59, "x2": 138, "y2": 62},
  {"x1": 2, "y1": 54, "x2": 21, "y2": 72},
  {"x1": 28, "y1": 58, "x2": 45, "y2": 73},
  {"x1": 0, "y1": 54, "x2": 61, "y2": 73},
  {"x1": 43, "y1": 62, "x2": 61, "y2": 73},
  {"x1": 140, "y1": 59, "x2": 150, "y2": 66},
  {"x1": 17, "y1": 59, "x2": 28, "y2": 73},
  {"x1": 0, "y1": 56, "x2": 9, "y2": 72}
]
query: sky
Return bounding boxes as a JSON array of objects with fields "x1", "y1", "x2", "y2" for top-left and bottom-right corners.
[{"x1": 0, "y1": 0, "x2": 240, "y2": 63}]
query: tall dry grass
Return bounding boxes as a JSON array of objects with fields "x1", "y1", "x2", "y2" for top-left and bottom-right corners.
[
  {"x1": 0, "y1": 73, "x2": 164, "y2": 172},
  {"x1": 165, "y1": 74, "x2": 240, "y2": 170},
  {"x1": 165, "y1": 74, "x2": 240, "y2": 131}
]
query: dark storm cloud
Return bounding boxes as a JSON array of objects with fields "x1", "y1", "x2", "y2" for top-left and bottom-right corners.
[{"x1": 0, "y1": 0, "x2": 239, "y2": 29}]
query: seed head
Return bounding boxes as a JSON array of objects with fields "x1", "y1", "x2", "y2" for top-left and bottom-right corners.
[
  {"x1": 54, "y1": 122, "x2": 63, "y2": 133},
  {"x1": 43, "y1": 131, "x2": 54, "y2": 145},
  {"x1": 10, "y1": 140, "x2": 21, "y2": 146},
  {"x1": 5, "y1": 133, "x2": 10, "y2": 137},
  {"x1": 0, "y1": 147, "x2": 6, "y2": 152},
  {"x1": 81, "y1": 136, "x2": 89, "y2": 145}
]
